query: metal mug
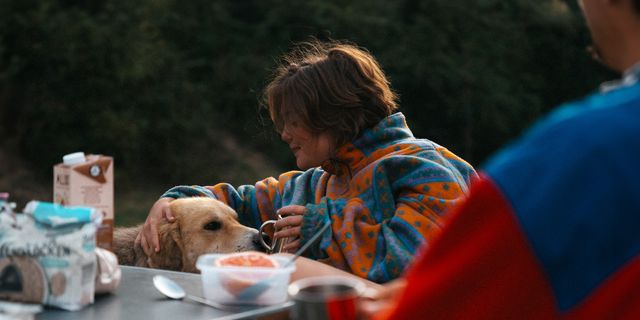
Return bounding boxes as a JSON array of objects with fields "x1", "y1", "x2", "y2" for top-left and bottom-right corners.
[
  {"x1": 259, "y1": 214, "x2": 291, "y2": 254},
  {"x1": 288, "y1": 276, "x2": 366, "y2": 320}
]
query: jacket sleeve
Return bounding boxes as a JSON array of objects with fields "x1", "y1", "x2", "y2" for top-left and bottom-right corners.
[
  {"x1": 384, "y1": 175, "x2": 558, "y2": 319},
  {"x1": 301, "y1": 157, "x2": 474, "y2": 283},
  {"x1": 162, "y1": 169, "x2": 323, "y2": 229}
]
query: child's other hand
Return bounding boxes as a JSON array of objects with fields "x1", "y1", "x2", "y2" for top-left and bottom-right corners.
[{"x1": 274, "y1": 205, "x2": 306, "y2": 253}]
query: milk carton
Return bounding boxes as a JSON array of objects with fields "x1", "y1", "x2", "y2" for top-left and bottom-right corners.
[{"x1": 53, "y1": 152, "x2": 114, "y2": 250}]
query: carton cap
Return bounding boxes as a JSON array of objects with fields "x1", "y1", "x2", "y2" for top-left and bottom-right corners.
[{"x1": 63, "y1": 152, "x2": 86, "y2": 166}]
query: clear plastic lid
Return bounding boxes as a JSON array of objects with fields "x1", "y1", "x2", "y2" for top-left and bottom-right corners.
[{"x1": 63, "y1": 152, "x2": 86, "y2": 166}]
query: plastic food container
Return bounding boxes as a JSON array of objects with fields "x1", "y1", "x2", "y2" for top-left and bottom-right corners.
[{"x1": 196, "y1": 254, "x2": 295, "y2": 305}]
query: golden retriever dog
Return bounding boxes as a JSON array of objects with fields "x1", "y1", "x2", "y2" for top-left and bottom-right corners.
[{"x1": 113, "y1": 197, "x2": 262, "y2": 273}]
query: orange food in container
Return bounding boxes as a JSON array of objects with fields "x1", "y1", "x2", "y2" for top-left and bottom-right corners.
[{"x1": 196, "y1": 252, "x2": 294, "y2": 305}]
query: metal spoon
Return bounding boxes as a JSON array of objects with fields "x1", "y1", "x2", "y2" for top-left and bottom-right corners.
[
  {"x1": 236, "y1": 221, "x2": 331, "y2": 300},
  {"x1": 153, "y1": 274, "x2": 251, "y2": 312}
]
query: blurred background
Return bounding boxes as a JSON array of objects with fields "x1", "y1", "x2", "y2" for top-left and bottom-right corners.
[{"x1": 0, "y1": 0, "x2": 613, "y2": 226}]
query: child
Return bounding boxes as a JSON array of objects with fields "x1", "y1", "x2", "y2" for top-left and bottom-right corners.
[{"x1": 137, "y1": 40, "x2": 476, "y2": 283}]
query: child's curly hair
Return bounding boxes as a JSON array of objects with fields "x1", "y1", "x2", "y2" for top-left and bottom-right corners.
[{"x1": 263, "y1": 40, "x2": 399, "y2": 148}]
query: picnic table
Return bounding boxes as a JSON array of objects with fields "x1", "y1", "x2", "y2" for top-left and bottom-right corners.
[{"x1": 36, "y1": 266, "x2": 292, "y2": 320}]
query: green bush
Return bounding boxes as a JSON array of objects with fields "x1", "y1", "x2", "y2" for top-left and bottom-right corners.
[{"x1": 0, "y1": 0, "x2": 612, "y2": 191}]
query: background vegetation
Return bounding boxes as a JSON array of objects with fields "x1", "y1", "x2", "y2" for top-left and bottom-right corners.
[{"x1": 0, "y1": 0, "x2": 612, "y2": 225}]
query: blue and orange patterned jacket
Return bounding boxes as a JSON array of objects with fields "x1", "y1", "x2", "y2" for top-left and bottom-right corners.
[{"x1": 163, "y1": 112, "x2": 477, "y2": 283}]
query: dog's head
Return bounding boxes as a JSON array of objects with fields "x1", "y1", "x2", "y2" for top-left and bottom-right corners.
[{"x1": 147, "y1": 197, "x2": 262, "y2": 272}]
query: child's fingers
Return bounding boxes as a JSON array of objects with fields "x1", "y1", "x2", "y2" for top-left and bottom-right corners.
[
  {"x1": 274, "y1": 226, "x2": 301, "y2": 239},
  {"x1": 141, "y1": 217, "x2": 160, "y2": 255},
  {"x1": 283, "y1": 239, "x2": 301, "y2": 252},
  {"x1": 140, "y1": 227, "x2": 151, "y2": 256},
  {"x1": 149, "y1": 219, "x2": 160, "y2": 252},
  {"x1": 274, "y1": 215, "x2": 303, "y2": 230},
  {"x1": 277, "y1": 205, "x2": 306, "y2": 216},
  {"x1": 135, "y1": 232, "x2": 141, "y2": 247},
  {"x1": 162, "y1": 205, "x2": 175, "y2": 222}
]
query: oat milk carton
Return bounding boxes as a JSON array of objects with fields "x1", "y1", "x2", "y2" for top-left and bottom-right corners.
[{"x1": 53, "y1": 152, "x2": 114, "y2": 250}]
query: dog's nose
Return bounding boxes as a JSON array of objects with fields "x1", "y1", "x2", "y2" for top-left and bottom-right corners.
[{"x1": 252, "y1": 233, "x2": 266, "y2": 252}]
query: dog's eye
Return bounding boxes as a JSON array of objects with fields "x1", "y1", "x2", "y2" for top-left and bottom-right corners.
[{"x1": 204, "y1": 221, "x2": 222, "y2": 231}]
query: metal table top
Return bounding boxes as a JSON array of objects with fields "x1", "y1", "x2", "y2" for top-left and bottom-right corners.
[{"x1": 36, "y1": 265, "x2": 291, "y2": 320}]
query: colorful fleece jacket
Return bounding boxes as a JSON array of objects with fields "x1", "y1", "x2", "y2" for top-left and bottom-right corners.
[
  {"x1": 385, "y1": 66, "x2": 640, "y2": 318},
  {"x1": 162, "y1": 112, "x2": 476, "y2": 283}
]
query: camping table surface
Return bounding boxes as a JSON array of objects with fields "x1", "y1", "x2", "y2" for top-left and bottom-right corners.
[{"x1": 36, "y1": 265, "x2": 292, "y2": 320}]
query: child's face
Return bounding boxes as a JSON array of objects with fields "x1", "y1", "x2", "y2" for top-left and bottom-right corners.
[{"x1": 280, "y1": 119, "x2": 333, "y2": 170}]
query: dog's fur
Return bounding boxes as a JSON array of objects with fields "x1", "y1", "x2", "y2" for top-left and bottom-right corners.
[{"x1": 113, "y1": 197, "x2": 262, "y2": 273}]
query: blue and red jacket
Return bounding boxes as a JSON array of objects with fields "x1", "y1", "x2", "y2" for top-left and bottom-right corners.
[{"x1": 385, "y1": 67, "x2": 640, "y2": 319}]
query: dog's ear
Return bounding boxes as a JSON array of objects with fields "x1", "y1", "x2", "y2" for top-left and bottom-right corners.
[{"x1": 147, "y1": 222, "x2": 184, "y2": 271}]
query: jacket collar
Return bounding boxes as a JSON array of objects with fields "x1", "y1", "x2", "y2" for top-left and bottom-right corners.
[
  {"x1": 320, "y1": 112, "x2": 415, "y2": 176},
  {"x1": 600, "y1": 61, "x2": 640, "y2": 93}
]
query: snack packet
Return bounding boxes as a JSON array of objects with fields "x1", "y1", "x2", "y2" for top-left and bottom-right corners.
[{"x1": 0, "y1": 201, "x2": 100, "y2": 311}]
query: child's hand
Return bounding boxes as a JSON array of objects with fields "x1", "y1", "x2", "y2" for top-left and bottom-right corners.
[
  {"x1": 135, "y1": 197, "x2": 175, "y2": 256},
  {"x1": 274, "y1": 205, "x2": 306, "y2": 253}
]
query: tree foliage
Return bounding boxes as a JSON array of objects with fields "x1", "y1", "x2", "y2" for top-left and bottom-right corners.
[{"x1": 0, "y1": 0, "x2": 612, "y2": 189}]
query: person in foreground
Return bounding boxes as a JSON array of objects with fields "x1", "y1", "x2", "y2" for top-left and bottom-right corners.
[
  {"x1": 362, "y1": 0, "x2": 640, "y2": 318},
  {"x1": 137, "y1": 40, "x2": 477, "y2": 284}
]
